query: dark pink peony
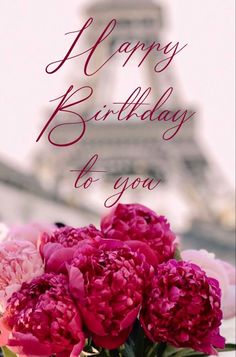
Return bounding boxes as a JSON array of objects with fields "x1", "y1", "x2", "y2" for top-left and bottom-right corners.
[
  {"x1": 40, "y1": 224, "x2": 102, "y2": 249},
  {"x1": 68, "y1": 239, "x2": 155, "y2": 350},
  {"x1": 40, "y1": 225, "x2": 103, "y2": 273},
  {"x1": 101, "y1": 203, "x2": 176, "y2": 263},
  {"x1": 140, "y1": 260, "x2": 225, "y2": 355},
  {"x1": 182, "y1": 249, "x2": 236, "y2": 319},
  {"x1": 0, "y1": 273, "x2": 85, "y2": 357}
]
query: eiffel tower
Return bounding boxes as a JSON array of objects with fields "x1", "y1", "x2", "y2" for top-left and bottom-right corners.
[{"x1": 35, "y1": 0, "x2": 235, "y2": 261}]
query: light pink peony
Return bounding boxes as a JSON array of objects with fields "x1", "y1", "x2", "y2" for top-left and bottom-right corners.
[
  {"x1": 68, "y1": 239, "x2": 155, "y2": 349},
  {"x1": 101, "y1": 203, "x2": 176, "y2": 263},
  {"x1": 0, "y1": 223, "x2": 9, "y2": 242},
  {"x1": 7, "y1": 222, "x2": 56, "y2": 247},
  {"x1": 0, "y1": 240, "x2": 44, "y2": 312},
  {"x1": 218, "y1": 260, "x2": 236, "y2": 284},
  {"x1": 140, "y1": 260, "x2": 225, "y2": 355},
  {"x1": 182, "y1": 249, "x2": 236, "y2": 319},
  {"x1": 0, "y1": 273, "x2": 85, "y2": 357}
]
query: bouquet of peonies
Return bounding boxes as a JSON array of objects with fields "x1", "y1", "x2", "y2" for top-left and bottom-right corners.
[{"x1": 0, "y1": 204, "x2": 235, "y2": 357}]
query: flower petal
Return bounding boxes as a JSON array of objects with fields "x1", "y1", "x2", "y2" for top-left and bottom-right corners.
[
  {"x1": 8, "y1": 332, "x2": 53, "y2": 356},
  {"x1": 68, "y1": 266, "x2": 85, "y2": 301},
  {"x1": 120, "y1": 306, "x2": 140, "y2": 330},
  {"x1": 125, "y1": 240, "x2": 159, "y2": 266},
  {"x1": 80, "y1": 307, "x2": 106, "y2": 336},
  {"x1": 46, "y1": 247, "x2": 75, "y2": 273}
]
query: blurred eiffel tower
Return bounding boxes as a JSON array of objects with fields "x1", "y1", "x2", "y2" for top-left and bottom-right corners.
[{"x1": 35, "y1": 0, "x2": 235, "y2": 261}]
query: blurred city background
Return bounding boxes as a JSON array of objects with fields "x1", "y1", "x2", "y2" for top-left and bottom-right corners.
[{"x1": 0, "y1": 0, "x2": 235, "y2": 263}]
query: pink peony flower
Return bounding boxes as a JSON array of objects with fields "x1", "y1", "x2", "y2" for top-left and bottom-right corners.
[
  {"x1": 101, "y1": 203, "x2": 176, "y2": 263},
  {"x1": 182, "y1": 249, "x2": 236, "y2": 319},
  {"x1": 68, "y1": 239, "x2": 155, "y2": 349},
  {"x1": 40, "y1": 224, "x2": 103, "y2": 249},
  {"x1": 40, "y1": 225, "x2": 103, "y2": 273},
  {"x1": 0, "y1": 273, "x2": 85, "y2": 357},
  {"x1": 140, "y1": 260, "x2": 225, "y2": 355},
  {"x1": 0, "y1": 240, "x2": 44, "y2": 312},
  {"x1": 7, "y1": 222, "x2": 55, "y2": 247}
]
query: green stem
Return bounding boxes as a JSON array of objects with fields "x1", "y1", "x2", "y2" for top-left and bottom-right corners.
[
  {"x1": 146, "y1": 343, "x2": 158, "y2": 357},
  {"x1": 109, "y1": 349, "x2": 122, "y2": 357}
]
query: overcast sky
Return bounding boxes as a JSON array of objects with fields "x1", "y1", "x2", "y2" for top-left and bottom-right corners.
[{"x1": 0, "y1": 0, "x2": 235, "y2": 187}]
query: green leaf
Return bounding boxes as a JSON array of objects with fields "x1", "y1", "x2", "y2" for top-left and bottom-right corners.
[
  {"x1": 99, "y1": 350, "x2": 111, "y2": 357},
  {"x1": 1, "y1": 347, "x2": 17, "y2": 357},
  {"x1": 162, "y1": 345, "x2": 205, "y2": 357},
  {"x1": 122, "y1": 344, "x2": 136, "y2": 357},
  {"x1": 219, "y1": 343, "x2": 236, "y2": 352},
  {"x1": 161, "y1": 342, "x2": 236, "y2": 357},
  {"x1": 109, "y1": 349, "x2": 122, "y2": 357},
  {"x1": 162, "y1": 345, "x2": 181, "y2": 357},
  {"x1": 174, "y1": 248, "x2": 182, "y2": 261},
  {"x1": 145, "y1": 343, "x2": 166, "y2": 357},
  {"x1": 134, "y1": 322, "x2": 146, "y2": 357},
  {"x1": 145, "y1": 343, "x2": 159, "y2": 357}
]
